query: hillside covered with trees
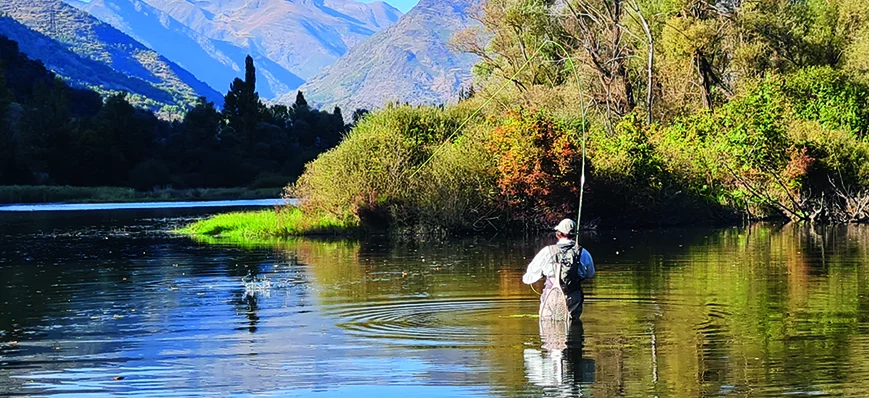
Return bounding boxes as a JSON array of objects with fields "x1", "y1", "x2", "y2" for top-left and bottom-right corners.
[
  {"x1": 286, "y1": 0, "x2": 869, "y2": 232},
  {"x1": 0, "y1": 35, "x2": 349, "y2": 192},
  {"x1": 0, "y1": 0, "x2": 222, "y2": 118}
]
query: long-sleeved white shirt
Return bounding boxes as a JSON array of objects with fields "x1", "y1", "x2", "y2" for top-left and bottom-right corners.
[{"x1": 522, "y1": 238, "x2": 594, "y2": 285}]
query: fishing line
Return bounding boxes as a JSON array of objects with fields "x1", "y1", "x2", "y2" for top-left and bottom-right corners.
[{"x1": 530, "y1": 282, "x2": 542, "y2": 296}]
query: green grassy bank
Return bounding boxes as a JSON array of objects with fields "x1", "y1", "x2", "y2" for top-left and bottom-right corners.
[
  {"x1": 178, "y1": 208, "x2": 357, "y2": 239},
  {"x1": 0, "y1": 186, "x2": 282, "y2": 205}
]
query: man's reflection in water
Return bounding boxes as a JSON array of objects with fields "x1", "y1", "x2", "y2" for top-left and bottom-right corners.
[{"x1": 524, "y1": 319, "x2": 595, "y2": 396}]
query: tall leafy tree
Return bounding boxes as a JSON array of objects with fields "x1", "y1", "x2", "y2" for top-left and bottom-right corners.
[
  {"x1": 21, "y1": 79, "x2": 71, "y2": 182},
  {"x1": 180, "y1": 97, "x2": 220, "y2": 150}
]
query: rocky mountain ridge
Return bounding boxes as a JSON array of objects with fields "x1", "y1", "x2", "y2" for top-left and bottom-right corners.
[
  {"x1": 289, "y1": 0, "x2": 479, "y2": 113},
  {"x1": 67, "y1": 0, "x2": 403, "y2": 99},
  {"x1": 0, "y1": 0, "x2": 221, "y2": 113}
]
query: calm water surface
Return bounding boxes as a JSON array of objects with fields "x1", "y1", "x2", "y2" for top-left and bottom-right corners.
[{"x1": 1, "y1": 209, "x2": 868, "y2": 397}]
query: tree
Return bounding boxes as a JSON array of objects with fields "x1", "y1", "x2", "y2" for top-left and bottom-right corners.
[
  {"x1": 20, "y1": 78, "x2": 71, "y2": 183},
  {"x1": 293, "y1": 91, "x2": 309, "y2": 113},
  {"x1": 561, "y1": 0, "x2": 637, "y2": 119},
  {"x1": 351, "y1": 108, "x2": 370, "y2": 125},
  {"x1": 454, "y1": 0, "x2": 566, "y2": 91},
  {"x1": 0, "y1": 61, "x2": 14, "y2": 183},
  {"x1": 332, "y1": 106, "x2": 345, "y2": 128},
  {"x1": 223, "y1": 55, "x2": 262, "y2": 147},
  {"x1": 180, "y1": 97, "x2": 220, "y2": 150}
]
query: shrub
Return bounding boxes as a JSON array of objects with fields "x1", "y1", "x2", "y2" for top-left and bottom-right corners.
[
  {"x1": 484, "y1": 108, "x2": 585, "y2": 226},
  {"x1": 289, "y1": 105, "x2": 482, "y2": 231},
  {"x1": 783, "y1": 66, "x2": 869, "y2": 136}
]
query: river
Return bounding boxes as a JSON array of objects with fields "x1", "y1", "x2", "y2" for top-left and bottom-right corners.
[{"x1": 1, "y1": 206, "x2": 868, "y2": 396}]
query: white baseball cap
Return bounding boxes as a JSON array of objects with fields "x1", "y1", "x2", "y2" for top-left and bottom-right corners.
[{"x1": 554, "y1": 218, "x2": 576, "y2": 235}]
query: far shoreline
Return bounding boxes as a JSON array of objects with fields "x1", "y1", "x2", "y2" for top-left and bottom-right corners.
[{"x1": 0, "y1": 185, "x2": 285, "y2": 205}]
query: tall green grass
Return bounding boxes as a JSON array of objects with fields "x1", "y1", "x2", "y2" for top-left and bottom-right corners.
[{"x1": 178, "y1": 208, "x2": 358, "y2": 239}]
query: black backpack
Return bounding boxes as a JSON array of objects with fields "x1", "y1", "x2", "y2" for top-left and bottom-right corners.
[{"x1": 551, "y1": 243, "x2": 586, "y2": 293}]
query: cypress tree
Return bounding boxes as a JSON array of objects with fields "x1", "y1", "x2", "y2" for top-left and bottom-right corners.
[
  {"x1": 223, "y1": 55, "x2": 262, "y2": 147},
  {"x1": 0, "y1": 61, "x2": 12, "y2": 183},
  {"x1": 293, "y1": 91, "x2": 309, "y2": 112},
  {"x1": 242, "y1": 55, "x2": 260, "y2": 146}
]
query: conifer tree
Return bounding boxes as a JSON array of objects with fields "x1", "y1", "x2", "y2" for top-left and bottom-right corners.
[
  {"x1": 291, "y1": 91, "x2": 307, "y2": 113},
  {"x1": 223, "y1": 55, "x2": 262, "y2": 147},
  {"x1": 0, "y1": 61, "x2": 12, "y2": 183}
]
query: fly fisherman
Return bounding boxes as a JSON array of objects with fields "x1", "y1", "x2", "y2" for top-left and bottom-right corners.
[{"x1": 522, "y1": 218, "x2": 595, "y2": 321}]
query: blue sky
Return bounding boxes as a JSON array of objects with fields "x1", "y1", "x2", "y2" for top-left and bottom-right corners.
[{"x1": 361, "y1": 0, "x2": 419, "y2": 13}]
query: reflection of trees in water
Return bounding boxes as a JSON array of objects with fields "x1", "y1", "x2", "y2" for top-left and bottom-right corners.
[
  {"x1": 585, "y1": 223, "x2": 869, "y2": 396},
  {"x1": 204, "y1": 226, "x2": 869, "y2": 396},
  {"x1": 264, "y1": 236, "x2": 541, "y2": 304}
]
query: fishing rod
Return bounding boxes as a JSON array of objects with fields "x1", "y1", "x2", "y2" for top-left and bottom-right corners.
[{"x1": 401, "y1": 40, "x2": 590, "y2": 296}]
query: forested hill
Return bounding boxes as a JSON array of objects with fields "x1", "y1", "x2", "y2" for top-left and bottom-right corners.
[
  {"x1": 0, "y1": 0, "x2": 221, "y2": 116},
  {"x1": 0, "y1": 34, "x2": 349, "y2": 190},
  {"x1": 287, "y1": 0, "x2": 478, "y2": 113}
]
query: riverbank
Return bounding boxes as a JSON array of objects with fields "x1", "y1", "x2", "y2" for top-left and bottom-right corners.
[
  {"x1": 178, "y1": 208, "x2": 357, "y2": 239},
  {"x1": 0, "y1": 185, "x2": 282, "y2": 205}
]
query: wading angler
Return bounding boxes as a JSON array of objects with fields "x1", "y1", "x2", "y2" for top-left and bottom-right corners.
[{"x1": 523, "y1": 218, "x2": 595, "y2": 321}]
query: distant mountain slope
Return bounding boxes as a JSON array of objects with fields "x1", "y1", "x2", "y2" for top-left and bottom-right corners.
[
  {"x1": 288, "y1": 0, "x2": 478, "y2": 113},
  {"x1": 124, "y1": 0, "x2": 403, "y2": 90},
  {"x1": 0, "y1": 0, "x2": 221, "y2": 112},
  {"x1": 64, "y1": 0, "x2": 304, "y2": 99}
]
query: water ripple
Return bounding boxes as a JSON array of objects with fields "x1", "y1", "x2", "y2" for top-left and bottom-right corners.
[{"x1": 324, "y1": 297, "x2": 532, "y2": 347}]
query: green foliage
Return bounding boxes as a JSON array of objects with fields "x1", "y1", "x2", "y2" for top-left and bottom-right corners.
[
  {"x1": 782, "y1": 67, "x2": 869, "y2": 135},
  {"x1": 291, "y1": 104, "x2": 484, "y2": 231},
  {"x1": 0, "y1": 37, "x2": 348, "y2": 194},
  {"x1": 459, "y1": 0, "x2": 565, "y2": 89},
  {"x1": 223, "y1": 56, "x2": 262, "y2": 147},
  {"x1": 179, "y1": 208, "x2": 357, "y2": 238}
]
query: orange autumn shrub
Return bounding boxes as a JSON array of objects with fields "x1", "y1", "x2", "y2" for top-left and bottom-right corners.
[{"x1": 485, "y1": 109, "x2": 584, "y2": 226}]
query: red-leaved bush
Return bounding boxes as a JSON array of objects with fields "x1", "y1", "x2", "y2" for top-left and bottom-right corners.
[{"x1": 485, "y1": 109, "x2": 584, "y2": 226}]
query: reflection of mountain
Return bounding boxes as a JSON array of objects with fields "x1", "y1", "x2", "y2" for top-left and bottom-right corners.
[
  {"x1": 289, "y1": 0, "x2": 479, "y2": 113},
  {"x1": 66, "y1": 0, "x2": 402, "y2": 99},
  {"x1": 0, "y1": 0, "x2": 221, "y2": 110}
]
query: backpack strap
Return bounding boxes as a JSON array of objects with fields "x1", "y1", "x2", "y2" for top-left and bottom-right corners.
[{"x1": 548, "y1": 245, "x2": 562, "y2": 289}]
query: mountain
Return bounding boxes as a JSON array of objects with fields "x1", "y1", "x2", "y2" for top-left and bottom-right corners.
[
  {"x1": 0, "y1": 0, "x2": 221, "y2": 113},
  {"x1": 287, "y1": 0, "x2": 478, "y2": 113},
  {"x1": 71, "y1": 0, "x2": 403, "y2": 99},
  {"x1": 65, "y1": 0, "x2": 304, "y2": 99}
]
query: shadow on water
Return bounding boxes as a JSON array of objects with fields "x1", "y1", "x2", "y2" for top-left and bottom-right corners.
[{"x1": 1, "y1": 212, "x2": 869, "y2": 396}]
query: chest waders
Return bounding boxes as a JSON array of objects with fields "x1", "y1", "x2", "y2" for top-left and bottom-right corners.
[{"x1": 539, "y1": 245, "x2": 585, "y2": 322}]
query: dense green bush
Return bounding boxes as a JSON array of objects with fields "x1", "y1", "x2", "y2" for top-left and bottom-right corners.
[
  {"x1": 783, "y1": 67, "x2": 869, "y2": 135},
  {"x1": 290, "y1": 105, "x2": 484, "y2": 231},
  {"x1": 284, "y1": 65, "x2": 869, "y2": 231}
]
